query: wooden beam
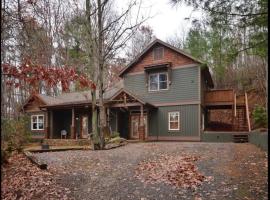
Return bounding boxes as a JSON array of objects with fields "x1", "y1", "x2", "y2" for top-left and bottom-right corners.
[
  {"x1": 245, "y1": 92, "x2": 251, "y2": 132},
  {"x1": 110, "y1": 102, "x2": 142, "y2": 108},
  {"x1": 24, "y1": 151, "x2": 47, "y2": 170}
]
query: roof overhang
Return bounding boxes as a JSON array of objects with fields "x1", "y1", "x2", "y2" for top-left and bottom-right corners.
[
  {"x1": 107, "y1": 88, "x2": 156, "y2": 108},
  {"x1": 40, "y1": 101, "x2": 92, "y2": 109},
  {"x1": 144, "y1": 62, "x2": 171, "y2": 72},
  {"x1": 20, "y1": 93, "x2": 47, "y2": 112}
]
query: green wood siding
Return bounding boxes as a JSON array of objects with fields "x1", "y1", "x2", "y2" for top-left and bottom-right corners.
[
  {"x1": 149, "y1": 105, "x2": 199, "y2": 137},
  {"x1": 123, "y1": 66, "x2": 200, "y2": 104}
]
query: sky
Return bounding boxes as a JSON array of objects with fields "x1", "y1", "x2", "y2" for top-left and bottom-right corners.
[{"x1": 116, "y1": 0, "x2": 202, "y2": 41}]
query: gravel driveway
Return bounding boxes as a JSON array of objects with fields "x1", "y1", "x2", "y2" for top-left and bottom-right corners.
[{"x1": 34, "y1": 142, "x2": 268, "y2": 200}]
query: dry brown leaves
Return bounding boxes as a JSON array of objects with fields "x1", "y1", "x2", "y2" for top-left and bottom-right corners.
[
  {"x1": 1, "y1": 153, "x2": 73, "y2": 200},
  {"x1": 134, "y1": 154, "x2": 212, "y2": 189}
]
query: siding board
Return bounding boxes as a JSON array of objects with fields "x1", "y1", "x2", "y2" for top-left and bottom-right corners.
[
  {"x1": 124, "y1": 66, "x2": 199, "y2": 104},
  {"x1": 149, "y1": 105, "x2": 199, "y2": 137}
]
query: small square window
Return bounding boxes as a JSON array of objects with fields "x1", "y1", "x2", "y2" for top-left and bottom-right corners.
[
  {"x1": 31, "y1": 115, "x2": 44, "y2": 130},
  {"x1": 148, "y1": 72, "x2": 168, "y2": 91}
]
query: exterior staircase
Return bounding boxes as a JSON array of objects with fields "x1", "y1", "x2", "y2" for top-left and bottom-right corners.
[
  {"x1": 233, "y1": 92, "x2": 251, "y2": 132},
  {"x1": 234, "y1": 107, "x2": 249, "y2": 131},
  {"x1": 232, "y1": 92, "x2": 250, "y2": 143}
]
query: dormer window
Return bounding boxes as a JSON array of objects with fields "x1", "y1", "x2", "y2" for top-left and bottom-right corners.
[
  {"x1": 153, "y1": 47, "x2": 164, "y2": 60},
  {"x1": 149, "y1": 72, "x2": 168, "y2": 91}
]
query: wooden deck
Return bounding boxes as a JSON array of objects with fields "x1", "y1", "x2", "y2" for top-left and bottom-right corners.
[{"x1": 204, "y1": 89, "x2": 251, "y2": 132}]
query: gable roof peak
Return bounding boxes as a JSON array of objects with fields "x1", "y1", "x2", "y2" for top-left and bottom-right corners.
[{"x1": 119, "y1": 38, "x2": 203, "y2": 77}]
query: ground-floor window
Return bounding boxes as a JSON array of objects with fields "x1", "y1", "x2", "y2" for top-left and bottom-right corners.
[
  {"x1": 168, "y1": 111, "x2": 180, "y2": 131},
  {"x1": 31, "y1": 115, "x2": 44, "y2": 130}
]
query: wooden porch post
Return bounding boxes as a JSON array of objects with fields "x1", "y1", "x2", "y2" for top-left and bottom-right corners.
[
  {"x1": 138, "y1": 105, "x2": 145, "y2": 141},
  {"x1": 50, "y1": 111, "x2": 53, "y2": 139},
  {"x1": 70, "y1": 107, "x2": 75, "y2": 139},
  {"x1": 140, "y1": 105, "x2": 143, "y2": 126},
  {"x1": 45, "y1": 111, "x2": 49, "y2": 139}
]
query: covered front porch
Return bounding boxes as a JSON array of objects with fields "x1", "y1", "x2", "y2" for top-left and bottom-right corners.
[
  {"x1": 42, "y1": 103, "x2": 92, "y2": 139},
  {"x1": 41, "y1": 89, "x2": 155, "y2": 141},
  {"x1": 107, "y1": 89, "x2": 156, "y2": 140}
]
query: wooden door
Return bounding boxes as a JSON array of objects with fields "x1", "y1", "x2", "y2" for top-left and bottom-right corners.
[
  {"x1": 130, "y1": 115, "x2": 140, "y2": 139},
  {"x1": 130, "y1": 114, "x2": 148, "y2": 139}
]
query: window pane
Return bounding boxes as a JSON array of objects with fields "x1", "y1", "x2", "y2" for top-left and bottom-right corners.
[
  {"x1": 32, "y1": 123, "x2": 37, "y2": 130},
  {"x1": 170, "y1": 113, "x2": 178, "y2": 121},
  {"x1": 150, "y1": 82, "x2": 158, "y2": 90},
  {"x1": 160, "y1": 81, "x2": 167, "y2": 89},
  {"x1": 32, "y1": 116, "x2": 37, "y2": 122},
  {"x1": 38, "y1": 116, "x2": 44, "y2": 123},
  {"x1": 149, "y1": 74, "x2": 158, "y2": 83},
  {"x1": 38, "y1": 123, "x2": 44, "y2": 129},
  {"x1": 170, "y1": 122, "x2": 178, "y2": 129},
  {"x1": 159, "y1": 73, "x2": 167, "y2": 81}
]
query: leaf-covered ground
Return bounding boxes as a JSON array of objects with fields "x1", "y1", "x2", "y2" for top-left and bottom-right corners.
[
  {"x1": 1, "y1": 153, "x2": 73, "y2": 200},
  {"x1": 134, "y1": 154, "x2": 213, "y2": 189},
  {"x1": 2, "y1": 143, "x2": 268, "y2": 200}
]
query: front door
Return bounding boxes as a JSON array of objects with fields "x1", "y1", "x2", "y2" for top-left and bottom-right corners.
[{"x1": 130, "y1": 114, "x2": 147, "y2": 139}]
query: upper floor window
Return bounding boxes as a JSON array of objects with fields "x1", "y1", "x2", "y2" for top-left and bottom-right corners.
[
  {"x1": 149, "y1": 72, "x2": 168, "y2": 91},
  {"x1": 31, "y1": 115, "x2": 44, "y2": 130},
  {"x1": 153, "y1": 47, "x2": 164, "y2": 60}
]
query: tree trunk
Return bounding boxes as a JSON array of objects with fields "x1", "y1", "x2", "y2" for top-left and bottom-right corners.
[
  {"x1": 91, "y1": 90, "x2": 99, "y2": 149},
  {"x1": 86, "y1": 0, "x2": 101, "y2": 149},
  {"x1": 97, "y1": 0, "x2": 105, "y2": 149}
]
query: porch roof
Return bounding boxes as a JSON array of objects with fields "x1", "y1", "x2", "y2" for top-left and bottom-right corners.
[
  {"x1": 108, "y1": 88, "x2": 156, "y2": 108},
  {"x1": 39, "y1": 81, "x2": 124, "y2": 109}
]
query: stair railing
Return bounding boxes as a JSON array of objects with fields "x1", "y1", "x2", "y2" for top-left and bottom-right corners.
[{"x1": 245, "y1": 92, "x2": 251, "y2": 132}]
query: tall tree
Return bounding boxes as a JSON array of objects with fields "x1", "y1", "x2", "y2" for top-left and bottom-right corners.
[
  {"x1": 170, "y1": 0, "x2": 267, "y2": 101},
  {"x1": 126, "y1": 25, "x2": 155, "y2": 61}
]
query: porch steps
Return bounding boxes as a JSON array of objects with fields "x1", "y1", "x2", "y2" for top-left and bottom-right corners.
[{"x1": 233, "y1": 134, "x2": 249, "y2": 143}]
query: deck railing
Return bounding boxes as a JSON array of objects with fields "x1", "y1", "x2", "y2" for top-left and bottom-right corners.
[{"x1": 205, "y1": 89, "x2": 234, "y2": 105}]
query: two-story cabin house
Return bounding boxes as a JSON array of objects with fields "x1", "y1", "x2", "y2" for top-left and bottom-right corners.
[{"x1": 22, "y1": 39, "x2": 250, "y2": 142}]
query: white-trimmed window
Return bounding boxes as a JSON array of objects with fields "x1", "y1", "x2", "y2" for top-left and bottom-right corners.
[
  {"x1": 168, "y1": 112, "x2": 180, "y2": 131},
  {"x1": 149, "y1": 72, "x2": 168, "y2": 91},
  {"x1": 31, "y1": 115, "x2": 44, "y2": 130}
]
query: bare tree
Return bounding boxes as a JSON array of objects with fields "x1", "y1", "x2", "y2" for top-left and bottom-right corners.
[
  {"x1": 84, "y1": 0, "x2": 148, "y2": 149},
  {"x1": 125, "y1": 25, "x2": 155, "y2": 61}
]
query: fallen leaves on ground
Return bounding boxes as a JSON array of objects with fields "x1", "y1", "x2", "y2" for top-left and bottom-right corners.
[
  {"x1": 134, "y1": 153, "x2": 212, "y2": 189},
  {"x1": 1, "y1": 153, "x2": 73, "y2": 200}
]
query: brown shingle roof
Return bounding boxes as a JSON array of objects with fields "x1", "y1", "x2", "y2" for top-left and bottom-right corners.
[{"x1": 41, "y1": 80, "x2": 124, "y2": 107}]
